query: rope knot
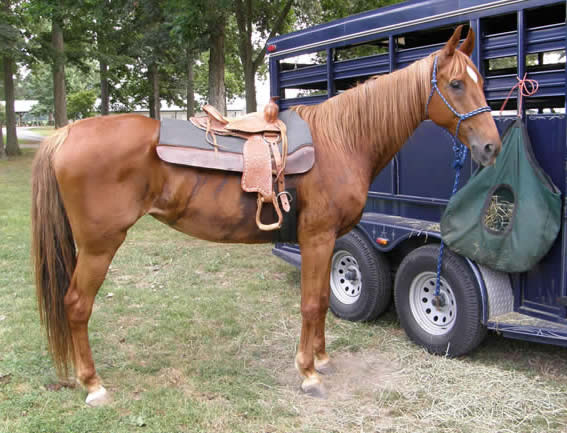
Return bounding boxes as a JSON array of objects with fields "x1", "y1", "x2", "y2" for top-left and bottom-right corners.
[
  {"x1": 499, "y1": 73, "x2": 539, "y2": 117},
  {"x1": 452, "y1": 159, "x2": 465, "y2": 169}
]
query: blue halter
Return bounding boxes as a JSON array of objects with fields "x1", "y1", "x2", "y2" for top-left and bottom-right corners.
[
  {"x1": 426, "y1": 55, "x2": 491, "y2": 304},
  {"x1": 426, "y1": 55, "x2": 492, "y2": 168}
]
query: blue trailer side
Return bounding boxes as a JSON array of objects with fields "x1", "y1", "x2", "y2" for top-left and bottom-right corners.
[{"x1": 269, "y1": 0, "x2": 567, "y2": 351}]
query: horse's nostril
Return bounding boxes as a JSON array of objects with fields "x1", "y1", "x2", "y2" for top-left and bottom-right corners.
[{"x1": 484, "y1": 143, "x2": 493, "y2": 154}]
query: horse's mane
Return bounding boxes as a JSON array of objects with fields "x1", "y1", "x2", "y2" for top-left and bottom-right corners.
[{"x1": 293, "y1": 51, "x2": 473, "y2": 156}]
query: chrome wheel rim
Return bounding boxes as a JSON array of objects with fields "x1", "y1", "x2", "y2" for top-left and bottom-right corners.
[
  {"x1": 408, "y1": 271, "x2": 457, "y2": 335},
  {"x1": 330, "y1": 250, "x2": 362, "y2": 305}
]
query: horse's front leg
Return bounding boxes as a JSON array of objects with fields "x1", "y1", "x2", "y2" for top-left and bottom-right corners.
[
  {"x1": 313, "y1": 315, "x2": 333, "y2": 375},
  {"x1": 295, "y1": 232, "x2": 335, "y2": 397}
]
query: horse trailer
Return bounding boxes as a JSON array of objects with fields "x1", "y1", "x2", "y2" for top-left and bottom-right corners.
[{"x1": 270, "y1": 0, "x2": 567, "y2": 354}]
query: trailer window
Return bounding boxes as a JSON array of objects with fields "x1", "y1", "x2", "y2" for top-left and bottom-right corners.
[
  {"x1": 482, "y1": 13, "x2": 516, "y2": 35},
  {"x1": 396, "y1": 23, "x2": 469, "y2": 50},
  {"x1": 279, "y1": 50, "x2": 327, "y2": 73},
  {"x1": 486, "y1": 56, "x2": 517, "y2": 75},
  {"x1": 333, "y1": 39, "x2": 388, "y2": 61},
  {"x1": 526, "y1": 2, "x2": 566, "y2": 27},
  {"x1": 279, "y1": 50, "x2": 328, "y2": 101},
  {"x1": 482, "y1": 12, "x2": 517, "y2": 77},
  {"x1": 332, "y1": 38, "x2": 390, "y2": 91},
  {"x1": 525, "y1": 3, "x2": 566, "y2": 74},
  {"x1": 525, "y1": 3, "x2": 566, "y2": 111},
  {"x1": 395, "y1": 23, "x2": 469, "y2": 70},
  {"x1": 526, "y1": 51, "x2": 565, "y2": 71},
  {"x1": 283, "y1": 87, "x2": 327, "y2": 99}
]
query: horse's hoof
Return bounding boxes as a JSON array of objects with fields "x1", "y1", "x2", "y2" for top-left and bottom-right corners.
[
  {"x1": 85, "y1": 386, "x2": 111, "y2": 407},
  {"x1": 315, "y1": 359, "x2": 335, "y2": 375},
  {"x1": 301, "y1": 377, "x2": 328, "y2": 399}
]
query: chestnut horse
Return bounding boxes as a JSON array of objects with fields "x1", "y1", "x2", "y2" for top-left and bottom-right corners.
[{"x1": 31, "y1": 26, "x2": 501, "y2": 406}]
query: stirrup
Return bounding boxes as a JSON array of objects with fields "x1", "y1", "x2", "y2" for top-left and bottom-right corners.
[{"x1": 256, "y1": 194, "x2": 283, "y2": 231}]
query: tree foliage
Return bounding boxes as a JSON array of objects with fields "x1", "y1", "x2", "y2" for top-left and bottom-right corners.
[
  {"x1": 234, "y1": 0, "x2": 294, "y2": 112},
  {"x1": 12, "y1": 0, "x2": 406, "y2": 124},
  {"x1": 308, "y1": 0, "x2": 402, "y2": 23},
  {"x1": 67, "y1": 89, "x2": 96, "y2": 120}
]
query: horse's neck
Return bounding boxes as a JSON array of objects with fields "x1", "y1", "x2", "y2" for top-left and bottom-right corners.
[
  {"x1": 308, "y1": 57, "x2": 432, "y2": 180},
  {"x1": 363, "y1": 59, "x2": 432, "y2": 176}
]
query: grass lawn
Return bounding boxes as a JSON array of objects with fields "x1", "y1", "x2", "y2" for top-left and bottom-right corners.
[{"x1": 1, "y1": 150, "x2": 567, "y2": 433}]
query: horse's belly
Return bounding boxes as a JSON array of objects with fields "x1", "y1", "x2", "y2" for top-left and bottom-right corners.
[{"x1": 148, "y1": 167, "x2": 274, "y2": 244}]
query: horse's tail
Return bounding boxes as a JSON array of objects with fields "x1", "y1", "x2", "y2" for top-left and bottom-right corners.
[{"x1": 31, "y1": 126, "x2": 76, "y2": 377}]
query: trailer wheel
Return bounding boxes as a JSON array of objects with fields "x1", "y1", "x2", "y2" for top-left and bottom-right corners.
[
  {"x1": 394, "y1": 244, "x2": 486, "y2": 356},
  {"x1": 329, "y1": 230, "x2": 392, "y2": 321}
]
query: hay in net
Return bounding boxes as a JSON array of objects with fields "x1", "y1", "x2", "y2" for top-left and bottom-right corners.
[{"x1": 484, "y1": 195, "x2": 515, "y2": 232}]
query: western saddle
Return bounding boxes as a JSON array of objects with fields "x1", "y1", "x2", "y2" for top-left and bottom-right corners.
[{"x1": 190, "y1": 98, "x2": 291, "y2": 231}]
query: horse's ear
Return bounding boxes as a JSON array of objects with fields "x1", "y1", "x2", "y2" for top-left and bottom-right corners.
[
  {"x1": 459, "y1": 27, "x2": 475, "y2": 57},
  {"x1": 442, "y1": 25, "x2": 463, "y2": 57}
]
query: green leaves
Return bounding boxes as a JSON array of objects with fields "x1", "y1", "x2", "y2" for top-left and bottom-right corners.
[
  {"x1": 67, "y1": 89, "x2": 96, "y2": 120},
  {"x1": 14, "y1": 0, "x2": 406, "y2": 120}
]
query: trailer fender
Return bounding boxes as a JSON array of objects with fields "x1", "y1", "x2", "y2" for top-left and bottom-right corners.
[{"x1": 465, "y1": 259, "x2": 514, "y2": 324}]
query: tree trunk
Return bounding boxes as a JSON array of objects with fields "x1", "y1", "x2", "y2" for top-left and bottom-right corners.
[
  {"x1": 148, "y1": 63, "x2": 160, "y2": 120},
  {"x1": 186, "y1": 48, "x2": 195, "y2": 120},
  {"x1": 208, "y1": 20, "x2": 226, "y2": 115},
  {"x1": 235, "y1": 0, "x2": 293, "y2": 113},
  {"x1": 244, "y1": 61, "x2": 256, "y2": 113},
  {"x1": 0, "y1": 121, "x2": 5, "y2": 159},
  {"x1": 52, "y1": 15, "x2": 68, "y2": 128},
  {"x1": 3, "y1": 56, "x2": 19, "y2": 156},
  {"x1": 148, "y1": 71, "x2": 155, "y2": 119},
  {"x1": 235, "y1": 0, "x2": 256, "y2": 113},
  {"x1": 100, "y1": 59, "x2": 109, "y2": 115}
]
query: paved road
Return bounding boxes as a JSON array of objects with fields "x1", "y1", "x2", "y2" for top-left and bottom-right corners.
[
  {"x1": 16, "y1": 127, "x2": 44, "y2": 142},
  {"x1": 2, "y1": 127, "x2": 44, "y2": 148}
]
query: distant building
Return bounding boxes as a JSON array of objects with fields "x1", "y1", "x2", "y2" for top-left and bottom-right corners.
[
  {"x1": 5, "y1": 100, "x2": 40, "y2": 126},
  {"x1": 9, "y1": 99, "x2": 247, "y2": 126},
  {"x1": 131, "y1": 101, "x2": 246, "y2": 119}
]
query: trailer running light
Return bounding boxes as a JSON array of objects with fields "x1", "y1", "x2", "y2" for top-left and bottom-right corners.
[
  {"x1": 376, "y1": 238, "x2": 389, "y2": 246},
  {"x1": 267, "y1": 44, "x2": 277, "y2": 53}
]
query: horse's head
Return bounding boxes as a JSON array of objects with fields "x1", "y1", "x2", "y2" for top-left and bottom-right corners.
[{"x1": 427, "y1": 25, "x2": 501, "y2": 166}]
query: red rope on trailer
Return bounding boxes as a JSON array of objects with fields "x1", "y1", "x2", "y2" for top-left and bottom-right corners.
[{"x1": 499, "y1": 73, "x2": 539, "y2": 118}]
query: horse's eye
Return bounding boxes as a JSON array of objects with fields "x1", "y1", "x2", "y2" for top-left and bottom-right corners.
[{"x1": 450, "y1": 80, "x2": 463, "y2": 90}]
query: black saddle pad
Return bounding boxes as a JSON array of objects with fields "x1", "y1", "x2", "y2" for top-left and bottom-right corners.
[{"x1": 159, "y1": 109, "x2": 313, "y2": 155}]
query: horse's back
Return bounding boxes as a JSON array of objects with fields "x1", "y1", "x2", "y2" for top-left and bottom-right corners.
[{"x1": 52, "y1": 114, "x2": 158, "y2": 174}]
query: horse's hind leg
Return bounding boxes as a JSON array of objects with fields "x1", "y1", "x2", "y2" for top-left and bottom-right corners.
[
  {"x1": 295, "y1": 233, "x2": 335, "y2": 397},
  {"x1": 64, "y1": 234, "x2": 126, "y2": 407}
]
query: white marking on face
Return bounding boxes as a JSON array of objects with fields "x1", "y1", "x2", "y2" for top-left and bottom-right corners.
[{"x1": 466, "y1": 65, "x2": 479, "y2": 84}]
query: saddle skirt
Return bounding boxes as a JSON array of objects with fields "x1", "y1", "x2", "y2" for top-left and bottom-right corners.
[
  {"x1": 157, "y1": 109, "x2": 314, "y2": 175},
  {"x1": 157, "y1": 105, "x2": 314, "y2": 232}
]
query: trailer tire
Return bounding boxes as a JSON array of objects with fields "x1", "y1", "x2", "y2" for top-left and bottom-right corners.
[
  {"x1": 329, "y1": 230, "x2": 392, "y2": 322},
  {"x1": 394, "y1": 244, "x2": 486, "y2": 356}
]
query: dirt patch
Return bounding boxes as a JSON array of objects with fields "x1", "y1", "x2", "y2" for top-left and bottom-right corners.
[
  {"x1": 264, "y1": 349, "x2": 410, "y2": 431},
  {"x1": 277, "y1": 350, "x2": 405, "y2": 399}
]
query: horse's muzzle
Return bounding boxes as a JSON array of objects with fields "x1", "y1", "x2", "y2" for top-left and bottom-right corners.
[{"x1": 471, "y1": 140, "x2": 501, "y2": 167}]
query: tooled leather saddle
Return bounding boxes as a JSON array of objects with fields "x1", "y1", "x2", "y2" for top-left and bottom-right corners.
[{"x1": 156, "y1": 99, "x2": 314, "y2": 231}]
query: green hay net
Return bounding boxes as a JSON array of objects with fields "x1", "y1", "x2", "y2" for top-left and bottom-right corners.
[{"x1": 441, "y1": 119, "x2": 561, "y2": 273}]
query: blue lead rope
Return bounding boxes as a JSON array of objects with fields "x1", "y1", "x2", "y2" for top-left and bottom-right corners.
[
  {"x1": 434, "y1": 143, "x2": 467, "y2": 303},
  {"x1": 425, "y1": 56, "x2": 491, "y2": 304}
]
